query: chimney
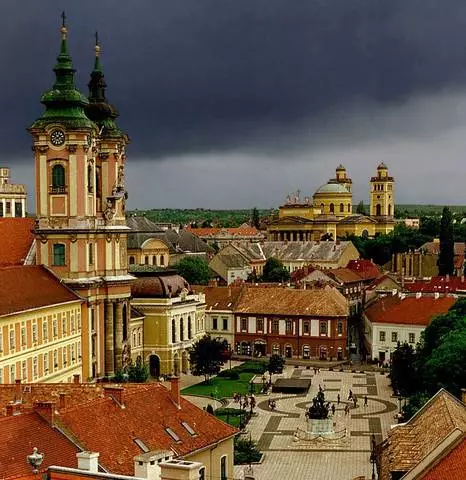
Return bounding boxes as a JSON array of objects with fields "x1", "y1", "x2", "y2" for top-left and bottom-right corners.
[
  {"x1": 434, "y1": 292, "x2": 440, "y2": 300},
  {"x1": 446, "y1": 274, "x2": 450, "y2": 282},
  {"x1": 73, "y1": 374, "x2": 80, "y2": 384},
  {"x1": 14, "y1": 379, "x2": 22, "y2": 403},
  {"x1": 416, "y1": 292, "x2": 422, "y2": 299},
  {"x1": 104, "y1": 386, "x2": 124, "y2": 407},
  {"x1": 170, "y1": 377, "x2": 181, "y2": 409},
  {"x1": 461, "y1": 388, "x2": 466, "y2": 404},
  {"x1": 134, "y1": 451, "x2": 172, "y2": 480},
  {"x1": 58, "y1": 393, "x2": 66, "y2": 410},
  {"x1": 6, "y1": 402, "x2": 21, "y2": 416},
  {"x1": 160, "y1": 459, "x2": 204, "y2": 480},
  {"x1": 77, "y1": 452, "x2": 99, "y2": 473},
  {"x1": 34, "y1": 401, "x2": 55, "y2": 425}
]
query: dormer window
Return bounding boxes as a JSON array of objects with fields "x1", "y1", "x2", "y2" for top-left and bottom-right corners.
[
  {"x1": 181, "y1": 421, "x2": 196, "y2": 436},
  {"x1": 165, "y1": 427, "x2": 181, "y2": 442}
]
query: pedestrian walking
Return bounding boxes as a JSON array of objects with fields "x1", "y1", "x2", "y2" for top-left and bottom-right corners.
[
  {"x1": 344, "y1": 404, "x2": 350, "y2": 415},
  {"x1": 364, "y1": 395, "x2": 368, "y2": 407},
  {"x1": 348, "y1": 389, "x2": 353, "y2": 400},
  {"x1": 353, "y1": 395, "x2": 357, "y2": 408},
  {"x1": 331, "y1": 404, "x2": 336, "y2": 416},
  {"x1": 337, "y1": 393, "x2": 340, "y2": 404}
]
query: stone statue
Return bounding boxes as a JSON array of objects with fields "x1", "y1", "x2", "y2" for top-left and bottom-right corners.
[{"x1": 306, "y1": 390, "x2": 330, "y2": 420}]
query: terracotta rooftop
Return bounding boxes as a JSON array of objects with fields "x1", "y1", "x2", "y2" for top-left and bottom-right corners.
[
  {"x1": 378, "y1": 389, "x2": 466, "y2": 480},
  {"x1": 404, "y1": 276, "x2": 466, "y2": 293},
  {"x1": 194, "y1": 285, "x2": 244, "y2": 310},
  {"x1": 326, "y1": 267, "x2": 363, "y2": 284},
  {"x1": 346, "y1": 259, "x2": 380, "y2": 280},
  {"x1": 0, "y1": 411, "x2": 79, "y2": 478},
  {"x1": 421, "y1": 437, "x2": 466, "y2": 480},
  {"x1": 235, "y1": 286, "x2": 347, "y2": 317},
  {"x1": 0, "y1": 218, "x2": 35, "y2": 266},
  {"x1": 365, "y1": 294, "x2": 455, "y2": 326},
  {"x1": 420, "y1": 241, "x2": 466, "y2": 256},
  {"x1": 0, "y1": 266, "x2": 82, "y2": 317},
  {"x1": 57, "y1": 383, "x2": 237, "y2": 475}
]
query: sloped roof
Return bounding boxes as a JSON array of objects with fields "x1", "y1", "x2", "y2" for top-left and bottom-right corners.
[
  {"x1": 379, "y1": 389, "x2": 466, "y2": 480},
  {"x1": 420, "y1": 242, "x2": 466, "y2": 256},
  {"x1": 57, "y1": 383, "x2": 237, "y2": 476},
  {"x1": 421, "y1": 438, "x2": 466, "y2": 480},
  {"x1": 0, "y1": 266, "x2": 82, "y2": 317},
  {"x1": 194, "y1": 285, "x2": 244, "y2": 310},
  {"x1": 339, "y1": 214, "x2": 377, "y2": 224},
  {"x1": 127, "y1": 216, "x2": 165, "y2": 233},
  {"x1": 346, "y1": 259, "x2": 380, "y2": 280},
  {"x1": 235, "y1": 286, "x2": 347, "y2": 317},
  {"x1": 404, "y1": 276, "x2": 466, "y2": 294},
  {"x1": 365, "y1": 295, "x2": 455, "y2": 326},
  {"x1": 0, "y1": 218, "x2": 35, "y2": 266},
  {"x1": 0, "y1": 411, "x2": 79, "y2": 478},
  {"x1": 326, "y1": 267, "x2": 363, "y2": 284},
  {"x1": 132, "y1": 274, "x2": 190, "y2": 298},
  {"x1": 186, "y1": 227, "x2": 262, "y2": 237}
]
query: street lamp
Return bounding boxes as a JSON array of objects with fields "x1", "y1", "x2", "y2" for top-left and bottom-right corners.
[{"x1": 370, "y1": 434, "x2": 377, "y2": 480}]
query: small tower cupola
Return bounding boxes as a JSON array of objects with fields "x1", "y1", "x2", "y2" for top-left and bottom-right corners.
[{"x1": 29, "y1": 12, "x2": 94, "y2": 131}]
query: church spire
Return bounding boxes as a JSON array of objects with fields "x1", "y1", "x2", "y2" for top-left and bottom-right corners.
[
  {"x1": 30, "y1": 12, "x2": 94, "y2": 131},
  {"x1": 85, "y1": 32, "x2": 121, "y2": 137}
]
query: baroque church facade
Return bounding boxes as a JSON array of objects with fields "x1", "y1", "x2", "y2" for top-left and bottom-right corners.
[
  {"x1": 267, "y1": 163, "x2": 396, "y2": 241},
  {"x1": 29, "y1": 19, "x2": 133, "y2": 380}
]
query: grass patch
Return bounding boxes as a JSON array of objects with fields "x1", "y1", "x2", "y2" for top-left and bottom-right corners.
[
  {"x1": 216, "y1": 412, "x2": 242, "y2": 427},
  {"x1": 182, "y1": 372, "x2": 258, "y2": 398}
]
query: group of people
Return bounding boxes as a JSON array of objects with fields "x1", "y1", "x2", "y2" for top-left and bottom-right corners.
[
  {"x1": 267, "y1": 398, "x2": 277, "y2": 411},
  {"x1": 233, "y1": 392, "x2": 256, "y2": 411}
]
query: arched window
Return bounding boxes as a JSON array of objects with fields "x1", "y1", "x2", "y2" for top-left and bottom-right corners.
[
  {"x1": 152, "y1": 255, "x2": 157, "y2": 265},
  {"x1": 388, "y1": 204, "x2": 392, "y2": 216},
  {"x1": 95, "y1": 167, "x2": 101, "y2": 198},
  {"x1": 132, "y1": 329, "x2": 137, "y2": 347},
  {"x1": 160, "y1": 255, "x2": 165, "y2": 266},
  {"x1": 188, "y1": 316, "x2": 192, "y2": 339},
  {"x1": 320, "y1": 321, "x2": 327, "y2": 335},
  {"x1": 376, "y1": 204, "x2": 382, "y2": 216},
  {"x1": 138, "y1": 328, "x2": 142, "y2": 346},
  {"x1": 144, "y1": 256, "x2": 149, "y2": 265},
  {"x1": 129, "y1": 256, "x2": 135, "y2": 265},
  {"x1": 122, "y1": 303, "x2": 128, "y2": 341},
  {"x1": 220, "y1": 456, "x2": 227, "y2": 480},
  {"x1": 171, "y1": 319, "x2": 176, "y2": 343},
  {"x1": 320, "y1": 203, "x2": 325, "y2": 212},
  {"x1": 51, "y1": 164, "x2": 65, "y2": 191},
  {"x1": 180, "y1": 318, "x2": 184, "y2": 341},
  {"x1": 348, "y1": 203, "x2": 351, "y2": 213},
  {"x1": 329, "y1": 203, "x2": 334, "y2": 214},
  {"x1": 339, "y1": 203, "x2": 344, "y2": 213},
  {"x1": 53, "y1": 244, "x2": 65, "y2": 266},
  {"x1": 337, "y1": 322, "x2": 343, "y2": 335}
]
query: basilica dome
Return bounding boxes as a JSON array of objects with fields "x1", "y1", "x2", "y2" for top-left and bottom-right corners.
[{"x1": 314, "y1": 182, "x2": 350, "y2": 195}]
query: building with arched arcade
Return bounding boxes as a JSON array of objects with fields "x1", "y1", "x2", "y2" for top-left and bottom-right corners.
[{"x1": 267, "y1": 163, "x2": 395, "y2": 241}]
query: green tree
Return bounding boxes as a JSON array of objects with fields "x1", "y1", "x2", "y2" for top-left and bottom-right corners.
[
  {"x1": 189, "y1": 335, "x2": 227, "y2": 382},
  {"x1": 402, "y1": 392, "x2": 431, "y2": 420},
  {"x1": 356, "y1": 201, "x2": 365, "y2": 215},
  {"x1": 438, "y1": 207, "x2": 454, "y2": 275},
  {"x1": 261, "y1": 257, "x2": 290, "y2": 283},
  {"x1": 127, "y1": 357, "x2": 149, "y2": 383},
  {"x1": 390, "y1": 342, "x2": 418, "y2": 396},
  {"x1": 266, "y1": 354, "x2": 285, "y2": 381},
  {"x1": 251, "y1": 207, "x2": 260, "y2": 229},
  {"x1": 175, "y1": 256, "x2": 211, "y2": 285}
]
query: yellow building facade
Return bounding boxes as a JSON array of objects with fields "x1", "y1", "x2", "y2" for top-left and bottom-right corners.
[
  {"x1": 268, "y1": 163, "x2": 395, "y2": 240},
  {"x1": 128, "y1": 238, "x2": 170, "y2": 268}
]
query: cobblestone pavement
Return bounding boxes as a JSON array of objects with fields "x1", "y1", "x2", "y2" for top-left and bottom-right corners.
[{"x1": 232, "y1": 366, "x2": 398, "y2": 480}]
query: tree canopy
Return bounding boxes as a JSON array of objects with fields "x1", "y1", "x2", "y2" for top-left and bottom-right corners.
[
  {"x1": 175, "y1": 256, "x2": 211, "y2": 285},
  {"x1": 266, "y1": 354, "x2": 285, "y2": 380},
  {"x1": 251, "y1": 207, "x2": 260, "y2": 229},
  {"x1": 390, "y1": 342, "x2": 418, "y2": 396},
  {"x1": 261, "y1": 257, "x2": 290, "y2": 283},
  {"x1": 189, "y1": 335, "x2": 228, "y2": 381}
]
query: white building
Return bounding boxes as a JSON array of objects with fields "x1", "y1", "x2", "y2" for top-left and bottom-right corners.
[
  {"x1": 0, "y1": 167, "x2": 27, "y2": 217},
  {"x1": 363, "y1": 292, "x2": 456, "y2": 363}
]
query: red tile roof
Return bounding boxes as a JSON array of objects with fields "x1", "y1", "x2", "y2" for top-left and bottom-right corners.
[
  {"x1": 365, "y1": 294, "x2": 455, "y2": 326},
  {"x1": 0, "y1": 218, "x2": 35, "y2": 266},
  {"x1": 57, "y1": 383, "x2": 237, "y2": 476},
  {"x1": 422, "y1": 438, "x2": 466, "y2": 480},
  {"x1": 404, "y1": 276, "x2": 466, "y2": 294},
  {"x1": 193, "y1": 285, "x2": 244, "y2": 310},
  {"x1": 0, "y1": 266, "x2": 82, "y2": 317},
  {"x1": 346, "y1": 259, "x2": 380, "y2": 281},
  {"x1": 326, "y1": 268, "x2": 363, "y2": 284},
  {"x1": 235, "y1": 286, "x2": 347, "y2": 317},
  {"x1": 186, "y1": 227, "x2": 261, "y2": 237},
  {"x1": 0, "y1": 411, "x2": 79, "y2": 479}
]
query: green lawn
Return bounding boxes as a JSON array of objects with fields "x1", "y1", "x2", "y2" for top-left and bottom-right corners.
[
  {"x1": 182, "y1": 372, "x2": 258, "y2": 398},
  {"x1": 216, "y1": 413, "x2": 242, "y2": 427}
]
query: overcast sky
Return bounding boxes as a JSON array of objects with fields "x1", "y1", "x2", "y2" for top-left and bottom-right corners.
[{"x1": 3, "y1": 0, "x2": 466, "y2": 210}]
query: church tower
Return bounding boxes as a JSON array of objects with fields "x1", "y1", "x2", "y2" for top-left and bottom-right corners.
[
  {"x1": 29, "y1": 16, "x2": 133, "y2": 380},
  {"x1": 334, "y1": 164, "x2": 352, "y2": 193},
  {"x1": 370, "y1": 162, "x2": 394, "y2": 217}
]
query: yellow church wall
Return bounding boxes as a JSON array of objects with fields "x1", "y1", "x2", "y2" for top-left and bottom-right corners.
[
  {"x1": 128, "y1": 239, "x2": 170, "y2": 267},
  {"x1": 0, "y1": 300, "x2": 83, "y2": 384},
  {"x1": 313, "y1": 193, "x2": 353, "y2": 218}
]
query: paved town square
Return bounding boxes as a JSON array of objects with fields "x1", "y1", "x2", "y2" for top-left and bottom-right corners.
[{"x1": 230, "y1": 366, "x2": 398, "y2": 480}]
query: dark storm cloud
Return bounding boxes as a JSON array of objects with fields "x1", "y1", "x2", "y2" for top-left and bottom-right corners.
[{"x1": 2, "y1": 0, "x2": 466, "y2": 161}]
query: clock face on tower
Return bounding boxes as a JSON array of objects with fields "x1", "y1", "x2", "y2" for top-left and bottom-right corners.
[{"x1": 50, "y1": 129, "x2": 65, "y2": 146}]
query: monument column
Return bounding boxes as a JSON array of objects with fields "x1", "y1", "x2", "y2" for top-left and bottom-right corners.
[
  {"x1": 105, "y1": 300, "x2": 115, "y2": 375},
  {"x1": 114, "y1": 301, "x2": 124, "y2": 370}
]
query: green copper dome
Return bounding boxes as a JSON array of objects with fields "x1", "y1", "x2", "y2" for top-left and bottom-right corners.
[
  {"x1": 30, "y1": 15, "x2": 95, "y2": 131},
  {"x1": 85, "y1": 33, "x2": 123, "y2": 138},
  {"x1": 314, "y1": 182, "x2": 350, "y2": 194}
]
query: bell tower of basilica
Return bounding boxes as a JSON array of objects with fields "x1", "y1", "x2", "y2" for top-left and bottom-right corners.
[{"x1": 29, "y1": 15, "x2": 133, "y2": 380}]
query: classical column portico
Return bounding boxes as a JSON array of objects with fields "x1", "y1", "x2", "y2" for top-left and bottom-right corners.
[{"x1": 105, "y1": 300, "x2": 115, "y2": 376}]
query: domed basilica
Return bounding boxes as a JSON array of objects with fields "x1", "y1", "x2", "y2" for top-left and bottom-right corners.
[{"x1": 266, "y1": 163, "x2": 395, "y2": 240}]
